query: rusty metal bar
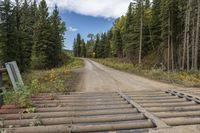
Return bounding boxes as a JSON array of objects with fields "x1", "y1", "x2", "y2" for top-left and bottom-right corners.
[{"x1": 116, "y1": 90, "x2": 169, "y2": 128}]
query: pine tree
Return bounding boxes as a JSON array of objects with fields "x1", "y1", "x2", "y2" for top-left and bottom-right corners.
[
  {"x1": 104, "y1": 33, "x2": 110, "y2": 58},
  {"x1": 13, "y1": 0, "x2": 23, "y2": 68},
  {"x1": 81, "y1": 39, "x2": 86, "y2": 57},
  {"x1": 113, "y1": 29, "x2": 123, "y2": 58},
  {"x1": 20, "y1": 0, "x2": 34, "y2": 70},
  {"x1": 160, "y1": 0, "x2": 179, "y2": 71},
  {"x1": 94, "y1": 34, "x2": 100, "y2": 58},
  {"x1": 0, "y1": 0, "x2": 16, "y2": 64},
  {"x1": 142, "y1": 0, "x2": 152, "y2": 56},
  {"x1": 0, "y1": 0, "x2": 66, "y2": 70},
  {"x1": 123, "y1": 2, "x2": 138, "y2": 62},
  {"x1": 73, "y1": 38, "x2": 78, "y2": 57},
  {"x1": 111, "y1": 16, "x2": 125, "y2": 57},
  {"x1": 86, "y1": 33, "x2": 95, "y2": 57},
  {"x1": 76, "y1": 33, "x2": 81, "y2": 57},
  {"x1": 151, "y1": 0, "x2": 162, "y2": 49},
  {"x1": 49, "y1": 5, "x2": 66, "y2": 67},
  {"x1": 31, "y1": 0, "x2": 52, "y2": 69},
  {"x1": 73, "y1": 33, "x2": 82, "y2": 57}
]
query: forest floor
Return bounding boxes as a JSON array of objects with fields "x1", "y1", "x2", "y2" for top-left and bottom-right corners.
[{"x1": 77, "y1": 58, "x2": 184, "y2": 92}]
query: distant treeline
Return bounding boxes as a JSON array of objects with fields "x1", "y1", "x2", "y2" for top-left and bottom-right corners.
[
  {"x1": 0, "y1": 0, "x2": 66, "y2": 71},
  {"x1": 73, "y1": 0, "x2": 200, "y2": 71}
]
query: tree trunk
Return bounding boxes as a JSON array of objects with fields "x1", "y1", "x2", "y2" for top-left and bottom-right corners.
[
  {"x1": 186, "y1": 0, "x2": 191, "y2": 71},
  {"x1": 139, "y1": 0, "x2": 143, "y2": 65},
  {"x1": 191, "y1": 18, "x2": 195, "y2": 70},
  {"x1": 168, "y1": 13, "x2": 171, "y2": 72},
  {"x1": 171, "y1": 12, "x2": 174, "y2": 72},
  {"x1": 194, "y1": 0, "x2": 200, "y2": 70},
  {"x1": 182, "y1": 1, "x2": 189, "y2": 70}
]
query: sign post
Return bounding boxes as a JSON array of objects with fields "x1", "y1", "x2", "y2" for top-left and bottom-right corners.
[{"x1": 5, "y1": 61, "x2": 24, "y2": 90}]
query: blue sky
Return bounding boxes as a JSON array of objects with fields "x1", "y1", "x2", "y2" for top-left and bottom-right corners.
[
  {"x1": 60, "y1": 12, "x2": 114, "y2": 50},
  {"x1": 45, "y1": 0, "x2": 132, "y2": 50}
]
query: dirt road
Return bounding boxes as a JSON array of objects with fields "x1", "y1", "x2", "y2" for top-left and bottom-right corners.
[{"x1": 79, "y1": 59, "x2": 179, "y2": 92}]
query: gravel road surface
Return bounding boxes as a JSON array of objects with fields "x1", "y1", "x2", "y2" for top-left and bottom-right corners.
[{"x1": 78, "y1": 59, "x2": 179, "y2": 92}]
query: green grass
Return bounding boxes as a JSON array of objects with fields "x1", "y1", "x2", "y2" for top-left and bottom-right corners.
[
  {"x1": 2, "y1": 58, "x2": 84, "y2": 108},
  {"x1": 23, "y1": 57, "x2": 83, "y2": 94},
  {"x1": 94, "y1": 58, "x2": 200, "y2": 87}
]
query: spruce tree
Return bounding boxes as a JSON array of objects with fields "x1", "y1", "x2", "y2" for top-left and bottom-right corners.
[
  {"x1": 20, "y1": 0, "x2": 34, "y2": 70},
  {"x1": 113, "y1": 29, "x2": 123, "y2": 58},
  {"x1": 0, "y1": 0, "x2": 16, "y2": 64},
  {"x1": 86, "y1": 33, "x2": 95, "y2": 57},
  {"x1": 107, "y1": 30, "x2": 113, "y2": 56},
  {"x1": 81, "y1": 39, "x2": 86, "y2": 57},
  {"x1": 142, "y1": 0, "x2": 152, "y2": 56},
  {"x1": 151, "y1": 0, "x2": 162, "y2": 49},
  {"x1": 104, "y1": 33, "x2": 110, "y2": 58},
  {"x1": 49, "y1": 5, "x2": 65, "y2": 67},
  {"x1": 94, "y1": 34, "x2": 100, "y2": 58},
  {"x1": 76, "y1": 33, "x2": 82, "y2": 57},
  {"x1": 13, "y1": 0, "x2": 23, "y2": 68},
  {"x1": 73, "y1": 38, "x2": 78, "y2": 57},
  {"x1": 123, "y1": 2, "x2": 138, "y2": 62},
  {"x1": 31, "y1": 0, "x2": 52, "y2": 69},
  {"x1": 98, "y1": 33, "x2": 105, "y2": 58}
]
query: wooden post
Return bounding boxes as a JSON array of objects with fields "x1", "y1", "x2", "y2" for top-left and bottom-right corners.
[
  {"x1": 0, "y1": 72, "x2": 3, "y2": 108},
  {"x1": 0, "y1": 68, "x2": 7, "y2": 108}
]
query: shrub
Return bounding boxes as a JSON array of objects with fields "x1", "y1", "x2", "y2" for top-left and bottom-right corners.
[{"x1": 3, "y1": 84, "x2": 32, "y2": 108}]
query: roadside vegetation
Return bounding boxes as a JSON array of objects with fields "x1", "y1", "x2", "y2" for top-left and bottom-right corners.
[
  {"x1": 94, "y1": 58, "x2": 200, "y2": 87},
  {"x1": 2, "y1": 57, "x2": 83, "y2": 108}
]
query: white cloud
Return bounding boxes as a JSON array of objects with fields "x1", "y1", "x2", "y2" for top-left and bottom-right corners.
[
  {"x1": 67, "y1": 26, "x2": 78, "y2": 32},
  {"x1": 45, "y1": 0, "x2": 132, "y2": 18}
]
